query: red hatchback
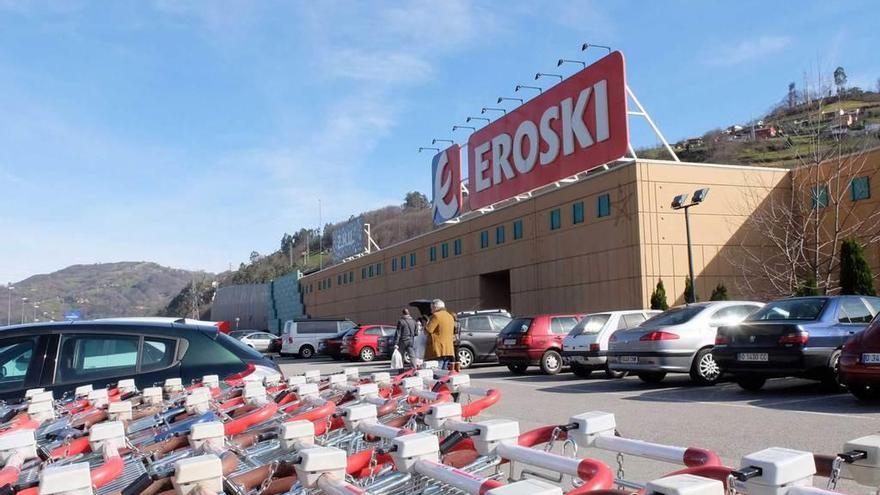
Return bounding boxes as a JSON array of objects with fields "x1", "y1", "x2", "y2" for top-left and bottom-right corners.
[
  {"x1": 496, "y1": 313, "x2": 584, "y2": 375},
  {"x1": 341, "y1": 324, "x2": 396, "y2": 362},
  {"x1": 840, "y1": 315, "x2": 880, "y2": 400}
]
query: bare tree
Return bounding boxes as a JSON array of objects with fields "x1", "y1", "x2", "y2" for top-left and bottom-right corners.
[
  {"x1": 731, "y1": 67, "x2": 880, "y2": 298},
  {"x1": 834, "y1": 66, "x2": 847, "y2": 95},
  {"x1": 788, "y1": 82, "x2": 797, "y2": 109}
]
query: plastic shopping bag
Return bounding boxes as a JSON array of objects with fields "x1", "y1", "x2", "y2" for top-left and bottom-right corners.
[
  {"x1": 414, "y1": 332, "x2": 427, "y2": 368},
  {"x1": 390, "y1": 348, "x2": 404, "y2": 369}
]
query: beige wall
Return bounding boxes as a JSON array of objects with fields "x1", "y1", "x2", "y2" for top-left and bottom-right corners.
[{"x1": 300, "y1": 159, "x2": 790, "y2": 324}]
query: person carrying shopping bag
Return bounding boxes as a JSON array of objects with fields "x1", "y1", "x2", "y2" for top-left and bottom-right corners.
[
  {"x1": 424, "y1": 299, "x2": 456, "y2": 370},
  {"x1": 394, "y1": 308, "x2": 418, "y2": 369}
]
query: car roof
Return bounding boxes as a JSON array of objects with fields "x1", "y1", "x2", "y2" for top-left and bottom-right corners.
[{"x1": 0, "y1": 319, "x2": 219, "y2": 337}]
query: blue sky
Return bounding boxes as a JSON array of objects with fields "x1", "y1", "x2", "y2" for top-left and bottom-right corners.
[{"x1": 1, "y1": 0, "x2": 878, "y2": 282}]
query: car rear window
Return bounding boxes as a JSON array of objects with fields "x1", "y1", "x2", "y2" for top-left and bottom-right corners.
[
  {"x1": 568, "y1": 314, "x2": 611, "y2": 336},
  {"x1": 500, "y1": 318, "x2": 533, "y2": 334},
  {"x1": 748, "y1": 298, "x2": 827, "y2": 321},
  {"x1": 642, "y1": 306, "x2": 704, "y2": 327}
]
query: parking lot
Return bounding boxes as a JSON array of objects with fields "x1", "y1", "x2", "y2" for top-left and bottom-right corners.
[{"x1": 278, "y1": 356, "x2": 880, "y2": 492}]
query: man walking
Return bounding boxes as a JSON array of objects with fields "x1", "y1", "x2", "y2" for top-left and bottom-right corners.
[
  {"x1": 395, "y1": 308, "x2": 418, "y2": 369},
  {"x1": 425, "y1": 299, "x2": 455, "y2": 370}
]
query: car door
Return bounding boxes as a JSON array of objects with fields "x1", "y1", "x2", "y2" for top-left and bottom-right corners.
[
  {"x1": 464, "y1": 316, "x2": 495, "y2": 358},
  {"x1": 834, "y1": 297, "x2": 874, "y2": 347},
  {"x1": 549, "y1": 316, "x2": 581, "y2": 349},
  {"x1": 48, "y1": 331, "x2": 181, "y2": 396}
]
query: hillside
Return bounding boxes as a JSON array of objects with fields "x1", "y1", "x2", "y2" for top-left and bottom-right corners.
[{"x1": 2, "y1": 262, "x2": 211, "y2": 324}]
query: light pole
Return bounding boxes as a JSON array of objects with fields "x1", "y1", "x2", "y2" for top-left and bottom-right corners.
[
  {"x1": 6, "y1": 285, "x2": 13, "y2": 326},
  {"x1": 32, "y1": 303, "x2": 38, "y2": 322},
  {"x1": 671, "y1": 188, "x2": 710, "y2": 303},
  {"x1": 235, "y1": 317, "x2": 240, "y2": 330},
  {"x1": 20, "y1": 298, "x2": 27, "y2": 324}
]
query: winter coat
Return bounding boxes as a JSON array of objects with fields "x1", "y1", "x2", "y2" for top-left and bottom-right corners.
[
  {"x1": 424, "y1": 309, "x2": 455, "y2": 359},
  {"x1": 396, "y1": 315, "x2": 417, "y2": 346}
]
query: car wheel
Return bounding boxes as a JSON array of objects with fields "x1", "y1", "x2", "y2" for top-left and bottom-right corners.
[
  {"x1": 821, "y1": 350, "x2": 844, "y2": 392},
  {"x1": 457, "y1": 347, "x2": 474, "y2": 370},
  {"x1": 849, "y1": 383, "x2": 880, "y2": 401},
  {"x1": 604, "y1": 364, "x2": 627, "y2": 379},
  {"x1": 540, "y1": 350, "x2": 563, "y2": 375},
  {"x1": 736, "y1": 376, "x2": 766, "y2": 391},
  {"x1": 359, "y1": 347, "x2": 375, "y2": 362},
  {"x1": 299, "y1": 346, "x2": 315, "y2": 359},
  {"x1": 637, "y1": 372, "x2": 666, "y2": 384},
  {"x1": 571, "y1": 363, "x2": 592, "y2": 378},
  {"x1": 690, "y1": 348, "x2": 722, "y2": 386},
  {"x1": 507, "y1": 364, "x2": 527, "y2": 374}
]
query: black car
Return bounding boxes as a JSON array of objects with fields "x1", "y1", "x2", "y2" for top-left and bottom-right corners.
[
  {"x1": 0, "y1": 320, "x2": 281, "y2": 401},
  {"x1": 456, "y1": 310, "x2": 512, "y2": 369},
  {"x1": 714, "y1": 296, "x2": 880, "y2": 391}
]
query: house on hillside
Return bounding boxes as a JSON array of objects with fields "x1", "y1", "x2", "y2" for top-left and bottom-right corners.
[{"x1": 754, "y1": 127, "x2": 777, "y2": 140}]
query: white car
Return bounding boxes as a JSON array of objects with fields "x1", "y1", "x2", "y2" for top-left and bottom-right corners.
[
  {"x1": 232, "y1": 331, "x2": 277, "y2": 352},
  {"x1": 562, "y1": 310, "x2": 661, "y2": 378}
]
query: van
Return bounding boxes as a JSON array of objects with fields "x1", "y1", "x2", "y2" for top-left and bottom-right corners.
[{"x1": 280, "y1": 319, "x2": 356, "y2": 358}]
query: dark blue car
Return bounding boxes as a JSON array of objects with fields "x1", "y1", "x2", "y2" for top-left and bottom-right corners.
[{"x1": 713, "y1": 296, "x2": 880, "y2": 391}]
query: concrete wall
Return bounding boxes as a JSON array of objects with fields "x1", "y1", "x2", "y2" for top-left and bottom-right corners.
[{"x1": 211, "y1": 283, "x2": 269, "y2": 330}]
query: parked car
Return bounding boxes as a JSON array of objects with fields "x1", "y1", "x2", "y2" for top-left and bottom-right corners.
[
  {"x1": 268, "y1": 336, "x2": 282, "y2": 354},
  {"x1": 495, "y1": 313, "x2": 584, "y2": 375},
  {"x1": 377, "y1": 332, "x2": 397, "y2": 361},
  {"x1": 608, "y1": 301, "x2": 763, "y2": 385},
  {"x1": 318, "y1": 328, "x2": 355, "y2": 360},
  {"x1": 280, "y1": 319, "x2": 357, "y2": 358},
  {"x1": 0, "y1": 320, "x2": 281, "y2": 401},
  {"x1": 715, "y1": 296, "x2": 880, "y2": 391},
  {"x1": 840, "y1": 312, "x2": 880, "y2": 400},
  {"x1": 455, "y1": 310, "x2": 512, "y2": 369},
  {"x1": 341, "y1": 325, "x2": 397, "y2": 362},
  {"x1": 234, "y1": 331, "x2": 278, "y2": 352},
  {"x1": 563, "y1": 310, "x2": 661, "y2": 378}
]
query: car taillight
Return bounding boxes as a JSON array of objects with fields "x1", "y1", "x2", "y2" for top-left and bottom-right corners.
[
  {"x1": 715, "y1": 334, "x2": 729, "y2": 345},
  {"x1": 640, "y1": 331, "x2": 680, "y2": 341},
  {"x1": 224, "y1": 362, "x2": 256, "y2": 384},
  {"x1": 521, "y1": 334, "x2": 532, "y2": 346},
  {"x1": 779, "y1": 332, "x2": 809, "y2": 345},
  {"x1": 589, "y1": 343, "x2": 600, "y2": 352}
]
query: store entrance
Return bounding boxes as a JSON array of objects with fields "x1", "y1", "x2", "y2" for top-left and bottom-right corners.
[{"x1": 479, "y1": 270, "x2": 511, "y2": 311}]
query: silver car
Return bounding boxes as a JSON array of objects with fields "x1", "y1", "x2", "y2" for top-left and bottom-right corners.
[
  {"x1": 562, "y1": 310, "x2": 660, "y2": 379},
  {"x1": 235, "y1": 331, "x2": 277, "y2": 353},
  {"x1": 607, "y1": 301, "x2": 763, "y2": 385}
]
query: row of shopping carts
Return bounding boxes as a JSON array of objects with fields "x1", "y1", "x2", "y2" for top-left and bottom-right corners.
[{"x1": 0, "y1": 362, "x2": 877, "y2": 495}]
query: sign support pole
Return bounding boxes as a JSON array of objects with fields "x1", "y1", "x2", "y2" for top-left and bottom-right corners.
[{"x1": 626, "y1": 85, "x2": 680, "y2": 162}]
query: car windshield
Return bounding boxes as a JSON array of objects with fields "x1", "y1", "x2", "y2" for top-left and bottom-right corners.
[
  {"x1": 747, "y1": 298, "x2": 827, "y2": 321},
  {"x1": 641, "y1": 306, "x2": 704, "y2": 327},
  {"x1": 500, "y1": 318, "x2": 533, "y2": 334},
  {"x1": 568, "y1": 314, "x2": 611, "y2": 336}
]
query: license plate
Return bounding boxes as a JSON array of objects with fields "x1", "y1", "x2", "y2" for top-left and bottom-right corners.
[
  {"x1": 863, "y1": 353, "x2": 880, "y2": 364},
  {"x1": 618, "y1": 356, "x2": 638, "y2": 364},
  {"x1": 738, "y1": 353, "x2": 769, "y2": 362},
  {"x1": 503, "y1": 339, "x2": 516, "y2": 345}
]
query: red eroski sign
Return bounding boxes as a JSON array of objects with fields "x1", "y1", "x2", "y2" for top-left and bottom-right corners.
[{"x1": 467, "y1": 51, "x2": 628, "y2": 209}]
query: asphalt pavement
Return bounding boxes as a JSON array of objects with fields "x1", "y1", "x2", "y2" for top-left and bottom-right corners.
[{"x1": 275, "y1": 356, "x2": 880, "y2": 492}]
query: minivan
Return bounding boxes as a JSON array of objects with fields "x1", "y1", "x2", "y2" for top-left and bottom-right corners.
[{"x1": 280, "y1": 318, "x2": 356, "y2": 358}]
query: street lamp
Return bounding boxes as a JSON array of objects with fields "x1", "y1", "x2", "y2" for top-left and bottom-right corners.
[
  {"x1": 20, "y1": 297, "x2": 27, "y2": 324},
  {"x1": 418, "y1": 147, "x2": 440, "y2": 153},
  {"x1": 497, "y1": 96, "x2": 523, "y2": 105},
  {"x1": 671, "y1": 188, "x2": 710, "y2": 303},
  {"x1": 535, "y1": 72, "x2": 563, "y2": 82},
  {"x1": 581, "y1": 43, "x2": 611, "y2": 53},
  {"x1": 466, "y1": 116, "x2": 490, "y2": 124},
  {"x1": 431, "y1": 138, "x2": 454, "y2": 145},
  {"x1": 452, "y1": 125, "x2": 476, "y2": 132},
  {"x1": 6, "y1": 285, "x2": 13, "y2": 326},
  {"x1": 481, "y1": 107, "x2": 506, "y2": 115},
  {"x1": 32, "y1": 303, "x2": 38, "y2": 322},
  {"x1": 557, "y1": 59, "x2": 586, "y2": 68},
  {"x1": 515, "y1": 85, "x2": 542, "y2": 94},
  {"x1": 235, "y1": 317, "x2": 240, "y2": 330}
]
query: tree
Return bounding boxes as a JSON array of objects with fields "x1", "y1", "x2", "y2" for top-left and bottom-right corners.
[
  {"x1": 684, "y1": 277, "x2": 696, "y2": 303},
  {"x1": 839, "y1": 238, "x2": 876, "y2": 295},
  {"x1": 787, "y1": 82, "x2": 797, "y2": 109},
  {"x1": 795, "y1": 274, "x2": 820, "y2": 297},
  {"x1": 404, "y1": 191, "x2": 430, "y2": 210},
  {"x1": 710, "y1": 283, "x2": 729, "y2": 301},
  {"x1": 650, "y1": 280, "x2": 669, "y2": 310},
  {"x1": 834, "y1": 66, "x2": 847, "y2": 95}
]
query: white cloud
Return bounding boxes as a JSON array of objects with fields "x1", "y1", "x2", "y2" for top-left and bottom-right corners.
[
  {"x1": 704, "y1": 35, "x2": 792, "y2": 67},
  {"x1": 321, "y1": 49, "x2": 433, "y2": 84}
]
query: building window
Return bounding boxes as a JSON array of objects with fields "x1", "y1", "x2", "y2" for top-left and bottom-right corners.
[
  {"x1": 550, "y1": 209, "x2": 561, "y2": 230},
  {"x1": 851, "y1": 176, "x2": 871, "y2": 201},
  {"x1": 349, "y1": 271, "x2": 353, "y2": 283},
  {"x1": 392, "y1": 258, "x2": 397, "y2": 272},
  {"x1": 812, "y1": 185, "x2": 829, "y2": 209},
  {"x1": 597, "y1": 194, "x2": 611, "y2": 218},
  {"x1": 376, "y1": 263, "x2": 382, "y2": 275},
  {"x1": 441, "y1": 243, "x2": 449, "y2": 258},
  {"x1": 513, "y1": 219, "x2": 523, "y2": 240},
  {"x1": 572, "y1": 201, "x2": 585, "y2": 224},
  {"x1": 369, "y1": 265, "x2": 375, "y2": 278},
  {"x1": 429, "y1": 246, "x2": 437, "y2": 261},
  {"x1": 327, "y1": 278, "x2": 331, "y2": 288},
  {"x1": 496, "y1": 225, "x2": 506, "y2": 244},
  {"x1": 454, "y1": 239, "x2": 462, "y2": 255},
  {"x1": 480, "y1": 231, "x2": 489, "y2": 248},
  {"x1": 400, "y1": 255, "x2": 407, "y2": 270},
  {"x1": 410, "y1": 252, "x2": 416, "y2": 267},
  {"x1": 337, "y1": 275, "x2": 342, "y2": 285},
  {"x1": 362, "y1": 267, "x2": 367, "y2": 279}
]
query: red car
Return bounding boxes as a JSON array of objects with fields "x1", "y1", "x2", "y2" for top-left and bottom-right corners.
[
  {"x1": 495, "y1": 313, "x2": 584, "y2": 375},
  {"x1": 840, "y1": 315, "x2": 880, "y2": 400},
  {"x1": 341, "y1": 324, "x2": 396, "y2": 362},
  {"x1": 318, "y1": 328, "x2": 353, "y2": 360}
]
